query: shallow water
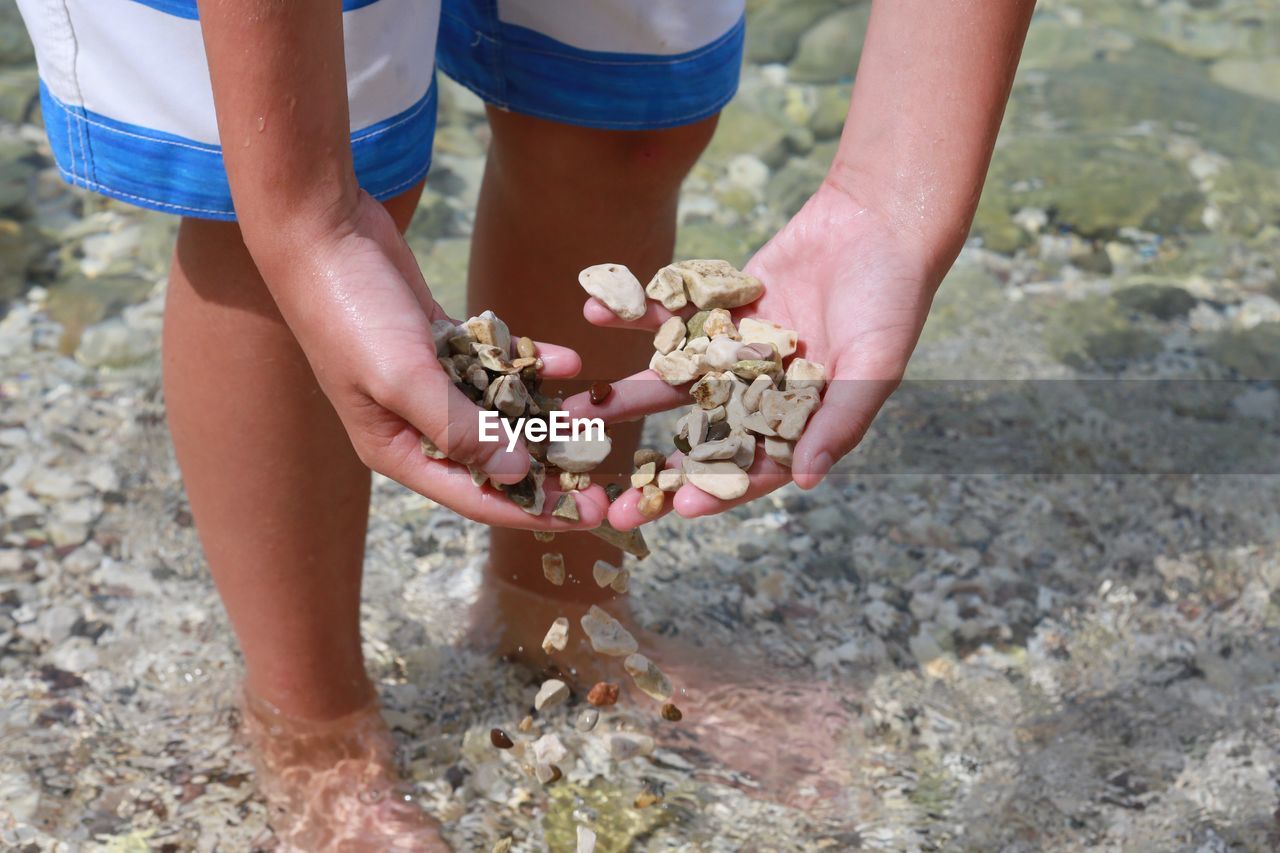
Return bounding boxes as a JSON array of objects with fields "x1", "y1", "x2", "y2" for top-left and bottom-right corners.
[{"x1": 2, "y1": 0, "x2": 1280, "y2": 849}]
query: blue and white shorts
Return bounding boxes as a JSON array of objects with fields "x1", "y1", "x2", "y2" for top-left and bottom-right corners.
[{"x1": 15, "y1": 0, "x2": 745, "y2": 220}]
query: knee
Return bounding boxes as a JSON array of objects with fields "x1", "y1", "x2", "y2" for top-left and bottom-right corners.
[{"x1": 488, "y1": 110, "x2": 719, "y2": 202}]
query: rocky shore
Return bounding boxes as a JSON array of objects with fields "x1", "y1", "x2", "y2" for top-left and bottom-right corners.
[{"x1": 2, "y1": 0, "x2": 1279, "y2": 849}]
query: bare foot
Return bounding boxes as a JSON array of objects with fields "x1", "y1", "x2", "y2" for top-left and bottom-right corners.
[
  {"x1": 239, "y1": 687, "x2": 449, "y2": 851},
  {"x1": 467, "y1": 576, "x2": 857, "y2": 814}
]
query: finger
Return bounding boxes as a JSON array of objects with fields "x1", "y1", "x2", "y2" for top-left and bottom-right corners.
[
  {"x1": 583, "y1": 297, "x2": 684, "y2": 332},
  {"x1": 672, "y1": 455, "x2": 794, "y2": 519},
  {"x1": 605, "y1": 453, "x2": 685, "y2": 531},
  {"x1": 562, "y1": 369, "x2": 690, "y2": 424},
  {"x1": 791, "y1": 375, "x2": 899, "y2": 489},
  {"x1": 383, "y1": 357, "x2": 532, "y2": 485},
  {"x1": 530, "y1": 341, "x2": 581, "y2": 379}
]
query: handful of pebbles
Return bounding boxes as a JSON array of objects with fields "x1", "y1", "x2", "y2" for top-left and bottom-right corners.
[{"x1": 582, "y1": 258, "x2": 827, "y2": 509}]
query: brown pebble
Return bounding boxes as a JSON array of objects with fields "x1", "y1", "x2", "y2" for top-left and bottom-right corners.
[
  {"x1": 490, "y1": 728, "x2": 514, "y2": 749},
  {"x1": 516, "y1": 336, "x2": 537, "y2": 359},
  {"x1": 636, "y1": 484, "x2": 664, "y2": 519},
  {"x1": 634, "y1": 791, "x2": 661, "y2": 809},
  {"x1": 589, "y1": 381, "x2": 613, "y2": 405},
  {"x1": 660, "y1": 703, "x2": 683, "y2": 722},
  {"x1": 633, "y1": 448, "x2": 667, "y2": 470},
  {"x1": 533, "y1": 530, "x2": 555, "y2": 543},
  {"x1": 517, "y1": 715, "x2": 534, "y2": 733},
  {"x1": 587, "y1": 681, "x2": 620, "y2": 707}
]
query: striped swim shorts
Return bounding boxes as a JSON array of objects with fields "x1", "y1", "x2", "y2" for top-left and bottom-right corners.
[{"x1": 14, "y1": 0, "x2": 746, "y2": 220}]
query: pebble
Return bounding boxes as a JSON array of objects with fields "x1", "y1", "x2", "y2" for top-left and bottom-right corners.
[
  {"x1": 531, "y1": 733, "x2": 568, "y2": 766},
  {"x1": 534, "y1": 678, "x2": 570, "y2": 711},
  {"x1": 542, "y1": 553, "x2": 566, "y2": 586},
  {"x1": 742, "y1": 373, "x2": 775, "y2": 411},
  {"x1": 574, "y1": 708, "x2": 600, "y2": 733},
  {"x1": 588, "y1": 381, "x2": 612, "y2": 405},
  {"x1": 546, "y1": 434, "x2": 612, "y2": 473},
  {"x1": 688, "y1": 435, "x2": 740, "y2": 462},
  {"x1": 580, "y1": 606, "x2": 638, "y2": 656},
  {"x1": 650, "y1": 350, "x2": 702, "y2": 385},
  {"x1": 705, "y1": 335, "x2": 744, "y2": 370},
  {"x1": 592, "y1": 560, "x2": 621, "y2": 588},
  {"x1": 516, "y1": 336, "x2": 537, "y2": 359},
  {"x1": 536, "y1": 763, "x2": 563, "y2": 784},
  {"x1": 551, "y1": 492, "x2": 580, "y2": 522},
  {"x1": 609, "y1": 567, "x2": 631, "y2": 594},
  {"x1": 764, "y1": 436, "x2": 795, "y2": 467},
  {"x1": 541, "y1": 617, "x2": 569, "y2": 653},
  {"x1": 653, "y1": 316, "x2": 687, "y2": 355},
  {"x1": 674, "y1": 259, "x2": 765, "y2": 309},
  {"x1": 485, "y1": 374, "x2": 529, "y2": 418},
  {"x1": 636, "y1": 484, "x2": 664, "y2": 518},
  {"x1": 656, "y1": 468, "x2": 684, "y2": 492},
  {"x1": 533, "y1": 530, "x2": 555, "y2": 543},
  {"x1": 591, "y1": 519, "x2": 650, "y2": 559},
  {"x1": 490, "y1": 728, "x2": 514, "y2": 749},
  {"x1": 702, "y1": 309, "x2": 739, "y2": 340},
  {"x1": 661, "y1": 703, "x2": 683, "y2": 722},
  {"x1": 633, "y1": 448, "x2": 666, "y2": 469},
  {"x1": 466, "y1": 310, "x2": 511, "y2": 353},
  {"x1": 578, "y1": 263, "x2": 647, "y2": 321},
  {"x1": 608, "y1": 732, "x2": 656, "y2": 761},
  {"x1": 587, "y1": 682, "x2": 620, "y2": 706},
  {"x1": 630, "y1": 462, "x2": 656, "y2": 489},
  {"x1": 623, "y1": 653, "x2": 674, "y2": 702},
  {"x1": 492, "y1": 837, "x2": 513, "y2": 853},
  {"x1": 739, "y1": 317, "x2": 798, "y2": 358},
  {"x1": 784, "y1": 356, "x2": 826, "y2": 391},
  {"x1": 682, "y1": 459, "x2": 751, "y2": 500},
  {"x1": 419, "y1": 434, "x2": 447, "y2": 460},
  {"x1": 646, "y1": 265, "x2": 689, "y2": 311},
  {"x1": 690, "y1": 371, "x2": 735, "y2": 409},
  {"x1": 518, "y1": 715, "x2": 534, "y2": 733},
  {"x1": 634, "y1": 790, "x2": 662, "y2": 809},
  {"x1": 576, "y1": 825, "x2": 597, "y2": 853}
]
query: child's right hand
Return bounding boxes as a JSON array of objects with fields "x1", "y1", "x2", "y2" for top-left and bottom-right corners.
[{"x1": 258, "y1": 190, "x2": 608, "y2": 530}]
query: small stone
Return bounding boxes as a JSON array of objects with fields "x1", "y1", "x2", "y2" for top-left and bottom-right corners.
[
  {"x1": 493, "y1": 837, "x2": 513, "y2": 853},
  {"x1": 516, "y1": 336, "x2": 537, "y2": 359},
  {"x1": 676, "y1": 408, "x2": 709, "y2": 448},
  {"x1": 466, "y1": 310, "x2": 511, "y2": 353},
  {"x1": 604, "y1": 482, "x2": 624, "y2": 502},
  {"x1": 552, "y1": 493, "x2": 580, "y2": 522},
  {"x1": 490, "y1": 728, "x2": 514, "y2": 749},
  {"x1": 510, "y1": 356, "x2": 537, "y2": 371},
  {"x1": 764, "y1": 437, "x2": 795, "y2": 467},
  {"x1": 675, "y1": 259, "x2": 765, "y2": 309},
  {"x1": 646, "y1": 265, "x2": 689, "y2": 311},
  {"x1": 733, "y1": 432, "x2": 757, "y2": 468},
  {"x1": 534, "y1": 678, "x2": 570, "y2": 710},
  {"x1": 731, "y1": 359, "x2": 782, "y2": 382},
  {"x1": 742, "y1": 373, "x2": 775, "y2": 412},
  {"x1": 651, "y1": 350, "x2": 700, "y2": 385},
  {"x1": 588, "y1": 381, "x2": 612, "y2": 405},
  {"x1": 685, "y1": 310, "x2": 710, "y2": 340},
  {"x1": 518, "y1": 715, "x2": 534, "y2": 732},
  {"x1": 485, "y1": 374, "x2": 530, "y2": 418},
  {"x1": 579, "y1": 263, "x2": 647, "y2": 321},
  {"x1": 682, "y1": 334, "x2": 711, "y2": 354},
  {"x1": 661, "y1": 703, "x2": 683, "y2": 722},
  {"x1": 776, "y1": 404, "x2": 815, "y2": 441},
  {"x1": 784, "y1": 357, "x2": 827, "y2": 392},
  {"x1": 702, "y1": 309, "x2": 739, "y2": 340},
  {"x1": 690, "y1": 371, "x2": 734, "y2": 409},
  {"x1": 466, "y1": 362, "x2": 491, "y2": 391},
  {"x1": 533, "y1": 530, "x2": 555, "y2": 543},
  {"x1": 581, "y1": 606, "x2": 638, "y2": 656},
  {"x1": 682, "y1": 459, "x2": 751, "y2": 500},
  {"x1": 420, "y1": 434, "x2": 447, "y2": 460},
  {"x1": 742, "y1": 410, "x2": 778, "y2": 436},
  {"x1": 559, "y1": 471, "x2": 580, "y2": 491},
  {"x1": 653, "y1": 316, "x2": 687, "y2": 355},
  {"x1": 736, "y1": 342, "x2": 777, "y2": 362},
  {"x1": 576, "y1": 825, "x2": 597, "y2": 853},
  {"x1": 706, "y1": 419, "x2": 731, "y2": 442},
  {"x1": 587, "y1": 682, "x2": 620, "y2": 706},
  {"x1": 541, "y1": 617, "x2": 570, "y2": 654},
  {"x1": 592, "y1": 560, "x2": 621, "y2": 588},
  {"x1": 610, "y1": 568, "x2": 631, "y2": 594},
  {"x1": 704, "y1": 335, "x2": 743, "y2": 370},
  {"x1": 531, "y1": 733, "x2": 568, "y2": 766},
  {"x1": 431, "y1": 319, "x2": 457, "y2": 355},
  {"x1": 623, "y1": 653, "x2": 673, "y2": 701},
  {"x1": 657, "y1": 468, "x2": 684, "y2": 492},
  {"x1": 472, "y1": 343, "x2": 512, "y2": 373},
  {"x1": 536, "y1": 763, "x2": 563, "y2": 784},
  {"x1": 633, "y1": 448, "x2": 666, "y2": 469},
  {"x1": 576, "y1": 473, "x2": 592, "y2": 490},
  {"x1": 590, "y1": 519, "x2": 650, "y2": 559},
  {"x1": 705, "y1": 404, "x2": 727, "y2": 423},
  {"x1": 470, "y1": 466, "x2": 490, "y2": 487},
  {"x1": 738, "y1": 317, "x2": 797, "y2": 358},
  {"x1": 634, "y1": 791, "x2": 661, "y2": 809},
  {"x1": 636, "y1": 484, "x2": 664, "y2": 519},
  {"x1": 688, "y1": 436, "x2": 740, "y2": 462},
  {"x1": 608, "y1": 732, "x2": 656, "y2": 761},
  {"x1": 448, "y1": 330, "x2": 476, "y2": 355},
  {"x1": 575, "y1": 707, "x2": 600, "y2": 733},
  {"x1": 542, "y1": 553, "x2": 566, "y2": 586},
  {"x1": 630, "y1": 462, "x2": 656, "y2": 489},
  {"x1": 547, "y1": 434, "x2": 612, "y2": 473}
]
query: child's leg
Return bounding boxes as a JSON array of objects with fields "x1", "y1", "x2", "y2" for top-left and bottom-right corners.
[
  {"x1": 466, "y1": 109, "x2": 717, "y2": 658},
  {"x1": 162, "y1": 186, "x2": 423, "y2": 721}
]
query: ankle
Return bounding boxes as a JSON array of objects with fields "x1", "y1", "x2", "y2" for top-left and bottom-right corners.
[{"x1": 243, "y1": 669, "x2": 376, "y2": 722}]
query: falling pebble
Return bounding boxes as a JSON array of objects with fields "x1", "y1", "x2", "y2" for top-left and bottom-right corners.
[
  {"x1": 587, "y1": 681, "x2": 620, "y2": 706},
  {"x1": 576, "y1": 825, "x2": 597, "y2": 853},
  {"x1": 574, "y1": 707, "x2": 600, "y2": 733},
  {"x1": 490, "y1": 728, "x2": 514, "y2": 749},
  {"x1": 633, "y1": 790, "x2": 661, "y2": 809},
  {"x1": 535, "y1": 763, "x2": 563, "y2": 784},
  {"x1": 518, "y1": 715, "x2": 534, "y2": 733},
  {"x1": 589, "y1": 382, "x2": 613, "y2": 405},
  {"x1": 660, "y1": 703, "x2": 683, "y2": 722}
]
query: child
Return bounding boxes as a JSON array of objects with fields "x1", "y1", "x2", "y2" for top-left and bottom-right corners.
[{"x1": 15, "y1": 0, "x2": 1033, "y2": 847}]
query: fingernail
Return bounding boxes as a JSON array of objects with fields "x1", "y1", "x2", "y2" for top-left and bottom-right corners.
[
  {"x1": 809, "y1": 452, "x2": 834, "y2": 483},
  {"x1": 484, "y1": 449, "x2": 529, "y2": 484}
]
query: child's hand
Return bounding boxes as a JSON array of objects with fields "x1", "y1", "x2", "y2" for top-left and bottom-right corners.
[
  {"x1": 267, "y1": 190, "x2": 608, "y2": 530},
  {"x1": 562, "y1": 182, "x2": 935, "y2": 530}
]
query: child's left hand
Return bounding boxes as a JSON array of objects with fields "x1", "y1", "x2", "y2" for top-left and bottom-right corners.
[{"x1": 563, "y1": 181, "x2": 942, "y2": 530}]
